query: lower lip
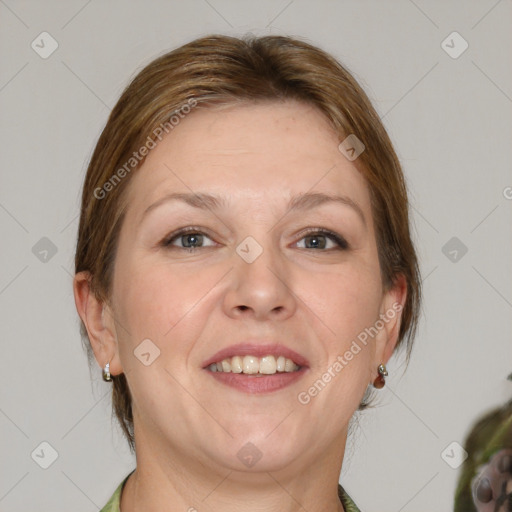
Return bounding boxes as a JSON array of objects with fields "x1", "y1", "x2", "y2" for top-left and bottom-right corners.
[{"x1": 205, "y1": 368, "x2": 307, "y2": 393}]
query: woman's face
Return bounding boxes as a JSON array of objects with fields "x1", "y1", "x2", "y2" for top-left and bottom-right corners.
[{"x1": 104, "y1": 100, "x2": 403, "y2": 474}]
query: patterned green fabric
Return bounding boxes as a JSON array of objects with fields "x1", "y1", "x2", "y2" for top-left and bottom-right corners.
[
  {"x1": 454, "y1": 399, "x2": 512, "y2": 511},
  {"x1": 99, "y1": 471, "x2": 131, "y2": 512},
  {"x1": 100, "y1": 471, "x2": 361, "y2": 512},
  {"x1": 338, "y1": 484, "x2": 362, "y2": 512}
]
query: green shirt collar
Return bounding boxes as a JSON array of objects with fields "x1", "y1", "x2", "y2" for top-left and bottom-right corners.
[{"x1": 100, "y1": 472, "x2": 361, "y2": 512}]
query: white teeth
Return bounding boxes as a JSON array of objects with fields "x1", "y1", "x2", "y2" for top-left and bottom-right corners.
[
  {"x1": 259, "y1": 355, "x2": 277, "y2": 374},
  {"x1": 243, "y1": 355, "x2": 260, "y2": 374},
  {"x1": 231, "y1": 355, "x2": 243, "y2": 373},
  {"x1": 284, "y1": 358, "x2": 296, "y2": 372},
  {"x1": 207, "y1": 355, "x2": 300, "y2": 374}
]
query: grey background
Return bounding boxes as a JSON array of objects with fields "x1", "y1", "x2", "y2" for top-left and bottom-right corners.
[{"x1": 1, "y1": 1, "x2": 511, "y2": 510}]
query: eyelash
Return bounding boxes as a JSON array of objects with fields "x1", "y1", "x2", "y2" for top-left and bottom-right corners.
[{"x1": 161, "y1": 226, "x2": 349, "y2": 252}]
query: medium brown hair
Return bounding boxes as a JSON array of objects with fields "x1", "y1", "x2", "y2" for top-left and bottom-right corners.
[{"x1": 75, "y1": 34, "x2": 422, "y2": 452}]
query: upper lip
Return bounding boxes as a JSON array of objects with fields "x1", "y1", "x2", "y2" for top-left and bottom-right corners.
[{"x1": 202, "y1": 341, "x2": 310, "y2": 369}]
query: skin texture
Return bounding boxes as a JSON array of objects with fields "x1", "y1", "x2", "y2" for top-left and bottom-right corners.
[{"x1": 74, "y1": 100, "x2": 407, "y2": 512}]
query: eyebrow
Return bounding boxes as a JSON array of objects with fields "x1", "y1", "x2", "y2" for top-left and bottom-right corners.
[{"x1": 141, "y1": 191, "x2": 366, "y2": 227}]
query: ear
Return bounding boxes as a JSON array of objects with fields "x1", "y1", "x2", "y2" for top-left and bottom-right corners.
[
  {"x1": 372, "y1": 273, "x2": 407, "y2": 374},
  {"x1": 73, "y1": 271, "x2": 123, "y2": 377}
]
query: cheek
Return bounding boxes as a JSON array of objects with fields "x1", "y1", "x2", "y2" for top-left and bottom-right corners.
[
  {"x1": 114, "y1": 258, "x2": 208, "y2": 340},
  {"x1": 111, "y1": 260, "x2": 213, "y2": 401},
  {"x1": 304, "y1": 258, "x2": 383, "y2": 345},
  {"x1": 298, "y1": 259, "x2": 381, "y2": 402}
]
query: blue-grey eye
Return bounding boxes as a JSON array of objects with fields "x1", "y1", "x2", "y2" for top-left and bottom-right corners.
[
  {"x1": 296, "y1": 230, "x2": 348, "y2": 250},
  {"x1": 164, "y1": 229, "x2": 216, "y2": 249}
]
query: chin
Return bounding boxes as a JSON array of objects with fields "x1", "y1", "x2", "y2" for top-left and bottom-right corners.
[
  {"x1": 220, "y1": 443, "x2": 303, "y2": 474},
  {"x1": 211, "y1": 425, "x2": 307, "y2": 473}
]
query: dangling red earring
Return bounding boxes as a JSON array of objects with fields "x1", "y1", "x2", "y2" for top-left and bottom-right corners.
[{"x1": 373, "y1": 363, "x2": 388, "y2": 389}]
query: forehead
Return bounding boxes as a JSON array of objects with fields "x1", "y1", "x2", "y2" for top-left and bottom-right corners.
[{"x1": 124, "y1": 100, "x2": 371, "y2": 219}]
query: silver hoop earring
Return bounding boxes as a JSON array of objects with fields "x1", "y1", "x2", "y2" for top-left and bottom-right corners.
[{"x1": 102, "y1": 362, "x2": 112, "y2": 382}]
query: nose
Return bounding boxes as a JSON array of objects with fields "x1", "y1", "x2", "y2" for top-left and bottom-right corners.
[{"x1": 222, "y1": 240, "x2": 297, "y2": 322}]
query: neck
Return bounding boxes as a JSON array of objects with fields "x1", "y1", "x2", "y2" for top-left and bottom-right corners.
[{"x1": 120, "y1": 423, "x2": 347, "y2": 512}]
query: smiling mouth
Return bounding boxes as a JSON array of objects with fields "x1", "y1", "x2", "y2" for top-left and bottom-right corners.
[{"x1": 207, "y1": 355, "x2": 301, "y2": 375}]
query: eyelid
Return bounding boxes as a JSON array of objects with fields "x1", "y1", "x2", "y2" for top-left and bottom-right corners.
[
  {"x1": 161, "y1": 226, "x2": 216, "y2": 247},
  {"x1": 295, "y1": 227, "x2": 349, "y2": 250},
  {"x1": 160, "y1": 226, "x2": 349, "y2": 251}
]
